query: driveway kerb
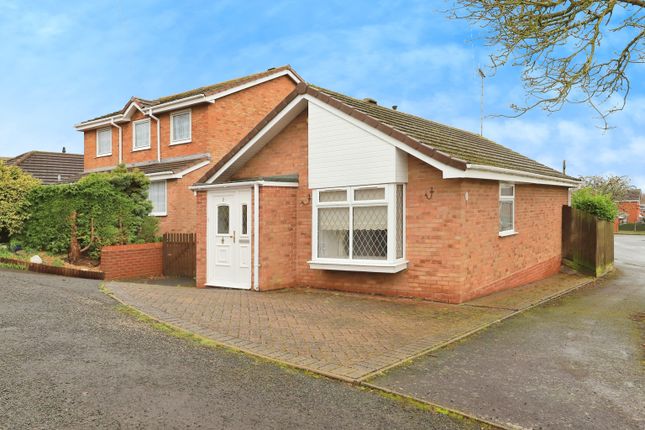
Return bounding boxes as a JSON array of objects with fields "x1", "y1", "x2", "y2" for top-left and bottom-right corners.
[{"x1": 100, "y1": 275, "x2": 597, "y2": 430}]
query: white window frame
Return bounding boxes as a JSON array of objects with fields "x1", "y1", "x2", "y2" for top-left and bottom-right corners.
[
  {"x1": 310, "y1": 183, "x2": 407, "y2": 273},
  {"x1": 499, "y1": 182, "x2": 516, "y2": 237},
  {"x1": 96, "y1": 127, "x2": 112, "y2": 157},
  {"x1": 148, "y1": 180, "x2": 167, "y2": 217},
  {"x1": 170, "y1": 109, "x2": 192, "y2": 145},
  {"x1": 132, "y1": 119, "x2": 151, "y2": 151}
]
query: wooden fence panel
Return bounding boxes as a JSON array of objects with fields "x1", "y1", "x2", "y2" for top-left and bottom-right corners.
[
  {"x1": 562, "y1": 206, "x2": 614, "y2": 277},
  {"x1": 162, "y1": 233, "x2": 196, "y2": 278}
]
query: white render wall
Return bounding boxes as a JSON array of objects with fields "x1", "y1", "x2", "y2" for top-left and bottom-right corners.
[{"x1": 308, "y1": 102, "x2": 407, "y2": 189}]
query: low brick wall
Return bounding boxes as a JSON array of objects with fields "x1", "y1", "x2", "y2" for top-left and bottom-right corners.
[{"x1": 101, "y1": 243, "x2": 163, "y2": 281}]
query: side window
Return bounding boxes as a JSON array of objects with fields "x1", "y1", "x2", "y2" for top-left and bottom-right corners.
[
  {"x1": 499, "y1": 183, "x2": 515, "y2": 234},
  {"x1": 96, "y1": 128, "x2": 112, "y2": 156},
  {"x1": 148, "y1": 180, "x2": 167, "y2": 216},
  {"x1": 133, "y1": 119, "x2": 151, "y2": 150}
]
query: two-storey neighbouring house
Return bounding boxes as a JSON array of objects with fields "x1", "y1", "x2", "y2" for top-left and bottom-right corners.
[{"x1": 75, "y1": 66, "x2": 301, "y2": 234}]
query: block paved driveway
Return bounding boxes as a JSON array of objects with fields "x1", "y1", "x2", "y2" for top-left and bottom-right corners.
[
  {"x1": 369, "y1": 235, "x2": 645, "y2": 429},
  {"x1": 108, "y1": 271, "x2": 590, "y2": 381}
]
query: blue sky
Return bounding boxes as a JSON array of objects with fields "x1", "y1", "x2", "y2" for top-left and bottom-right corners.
[{"x1": 0, "y1": 0, "x2": 643, "y2": 188}]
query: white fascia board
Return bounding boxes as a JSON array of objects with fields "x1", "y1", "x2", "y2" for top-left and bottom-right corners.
[
  {"x1": 75, "y1": 70, "x2": 301, "y2": 131},
  {"x1": 444, "y1": 164, "x2": 581, "y2": 187},
  {"x1": 203, "y1": 70, "x2": 301, "y2": 103},
  {"x1": 75, "y1": 115, "x2": 127, "y2": 131},
  {"x1": 302, "y1": 95, "x2": 466, "y2": 178},
  {"x1": 190, "y1": 181, "x2": 299, "y2": 191},
  {"x1": 204, "y1": 96, "x2": 308, "y2": 184}
]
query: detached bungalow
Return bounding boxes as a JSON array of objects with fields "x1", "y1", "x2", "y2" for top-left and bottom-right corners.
[{"x1": 192, "y1": 83, "x2": 580, "y2": 303}]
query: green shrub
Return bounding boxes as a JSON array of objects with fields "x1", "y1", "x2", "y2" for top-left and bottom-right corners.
[
  {"x1": 136, "y1": 216, "x2": 161, "y2": 243},
  {"x1": 20, "y1": 166, "x2": 156, "y2": 259},
  {"x1": 0, "y1": 161, "x2": 40, "y2": 237},
  {"x1": 571, "y1": 188, "x2": 618, "y2": 221}
]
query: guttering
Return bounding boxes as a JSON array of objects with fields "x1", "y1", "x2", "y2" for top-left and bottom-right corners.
[
  {"x1": 146, "y1": 108, "x2": 161, "y2": 162},
  {"x1": 189, "y1": 180, "x2": 299, "y2": 191},
  {"x1": 110, "y1": 118, "x2": 123, "y2": 164},
  {"x1": 253, "y1": 183, "x2": 260, "y2": 291},
  {"x1": 454, "y1": 164, "x2": 581, "y2": 187}
]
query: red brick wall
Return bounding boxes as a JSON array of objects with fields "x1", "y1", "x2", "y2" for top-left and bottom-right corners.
[
  {"x1": 461, "y1": 181, "x2": 567, "y2": 301},
  {"x1": 101, "y1": 242, "x2": 163, "y2": 280},
  {"x1": 83, "y1": 75, "x2": 297, "y2": 235},
  {"x1": 83, "y1": 76, "x2": 296, "y2": 172},
  {"x1": 618, "y1": 201, "x2": 641, "y2": 224},
  {"x1": 258, "y1": 187, "x2": 298, "y2": 291},
  {"x1": 196, "y1": 110, "x2": 568, "y2": 303},
  {"x1": 195, "y1": 191, "x2": 207, "y2": 288}
]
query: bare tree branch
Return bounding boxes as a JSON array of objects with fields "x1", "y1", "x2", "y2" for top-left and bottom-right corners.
[{"x1": 449, "y1": 0, "x2": 644, "y2": 127}]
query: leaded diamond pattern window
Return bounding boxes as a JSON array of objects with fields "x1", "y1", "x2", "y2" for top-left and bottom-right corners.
[
  {"x1": 314, "y1": 184, "x2": 405, "y2": 263},
  {"x1": 396, "y1": 184, "x2": 404, "y2": 259},
  {"x1": 353, "y1": 206, "x2": 387, "y2": 259},
  {"x1": 318, "y1": 207, "x2": 349, "y2": 258},
  {"x1": 354, "y1": 187, "x2": 385, "y2": 201},
  {"x1": 217, "y1": 205, "x2": 230, "y2": 235}
]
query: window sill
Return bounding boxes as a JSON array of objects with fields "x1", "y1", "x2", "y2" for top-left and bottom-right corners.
[
  {"x1": 96, "y1": 153, "x2": 112, "y2": 158},
  {"x1": 308, "y1": 259, "x2": 408, "y2": 273},
  {"x1": 170, "y1": 139, "x2": 192, "y2": 146},
  {"x1": 133, "y1": 146, "x2": 151, "y2": 152},
  {"x1": 150, "y1": 212, "x2": 167, "y2": 217},
  {"x1": 499, "y1": 230, "x2": 518, "y2": 237}
]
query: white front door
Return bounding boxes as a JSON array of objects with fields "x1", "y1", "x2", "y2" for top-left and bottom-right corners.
[{"x1": 207, "y1": 188, "x2": 252, "y2": 289}]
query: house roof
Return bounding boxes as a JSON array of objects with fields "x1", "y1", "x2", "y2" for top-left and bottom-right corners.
[
  {"x1": 5, "y1": 151, "x2": 84, "y2": 185},
  {"x1": 621, "y1": 188, "x2": 642, "y2": 201},
  {"x1": 80, "y1": 65, "x2": 303, "y2": 124},
  {"x1": 197, "y1": 83, "x2": 578, "y2": 185},
  {"x1": 311, "y1": 85, "x2": 574, "y2": 180},
  {"x1": 82, "y1": 155, "x2": 211, "y2": 180}
]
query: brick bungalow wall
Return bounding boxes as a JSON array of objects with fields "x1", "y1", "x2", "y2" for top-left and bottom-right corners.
[
  {"x1": 198, "y1": 110, "x2": 568, "y2": 303},
  {"x1": 83, "y1": 76, "x2": 297, "y2": 236},
  {"x1": 101, "y1": 242, "x2": 163, "y2": 280},
  {"x1": 618, "y1": 201, "x2": 641, "y2": 224}
]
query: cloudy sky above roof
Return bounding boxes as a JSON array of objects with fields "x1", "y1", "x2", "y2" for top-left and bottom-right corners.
[{"x1": 0, "y1": 0, "x2": 642, "y2": 189}]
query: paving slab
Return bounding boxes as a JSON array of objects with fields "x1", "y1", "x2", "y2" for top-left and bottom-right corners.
[
  {"x1": 369, "y1": 235, "x2": 645, "y2": 429},
  {"x1": 106, "y1": 271, "x2": 591, "y2": 382}
]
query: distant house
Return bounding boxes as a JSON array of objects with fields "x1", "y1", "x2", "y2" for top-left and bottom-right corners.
[
  {"x1": 617, "y1": 188, "x2": 643, "y2": 223},
  {"x1": 5, "y1": 150, "x2": 83, "y2": 185}
]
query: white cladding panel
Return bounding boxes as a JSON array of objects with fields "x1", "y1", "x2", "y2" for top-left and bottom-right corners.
[{"x1": 308, "y1": 103, "x2": 407, "y2": 189}]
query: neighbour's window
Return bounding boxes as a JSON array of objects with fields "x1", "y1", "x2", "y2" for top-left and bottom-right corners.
[
  {"x1": 133, "y1": 119, "x2": 151, "y2": 150},
  {"x1": 148, "y1": 180, "x2": 167, "y2": 216},
  {"x1": 96, "y1": 127, "x2": 112, "y2": 156},
  {"x1": 499, "y1": 183, "x2": 515, "y2": 235},
  {"x1": 171, "y1": 110, "x2": 191, "y2": 144},
  {"x1": 314, "y1": 184, "x2": 404, "y2": 262}
]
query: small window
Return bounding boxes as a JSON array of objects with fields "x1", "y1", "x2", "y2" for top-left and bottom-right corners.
[
  {"x1": 133, "y1": 119, "x2": 150, "y2": 150},
  {"x1": 148, "y1": 180, "x2": 167, "y2": 216},
  {"x1": 96, "y1": 128, "x2": 112, "y2": 156},
  {"x1": 171, "y1": 110, "x2": 191, "y2": 144},
  {"x1": 354, "y1": 187, "x2": 385, "y2": 201},
  {"x1": 319, "y1": 189, "x2": 347, "y2": 202},
  {"x1": 241, "y1": 204, "x2": 248, "y2": 235},
  {"x1": 499, "y1": 183, "x2": 515, "y2": 235},
  {"x1": 217, "y1": 205, "x2": 230, "y2": 235}
]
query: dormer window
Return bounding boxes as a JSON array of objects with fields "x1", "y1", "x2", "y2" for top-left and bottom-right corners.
[
  {"x1": 170, "y1": 110, "x2": 191, "y2": 145},
  {"x1": 96, "y1": 127, "x2": 112, "y2": 157},
  {"x1": 133, "y1": 119, "x2": 151, "y2": 151}
]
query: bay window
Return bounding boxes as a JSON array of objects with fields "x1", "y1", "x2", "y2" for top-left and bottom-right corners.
[
  {"x1": 499, "y1": 183, "x2": 515, "y2": 236},
  {"x1": 311, "y1": 184, "x2": 406, "y2": 272}
]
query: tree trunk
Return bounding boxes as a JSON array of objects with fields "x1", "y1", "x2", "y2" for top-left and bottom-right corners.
[{"x1": 68, "y1": 210, "x2": 81, "y2": 264}]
